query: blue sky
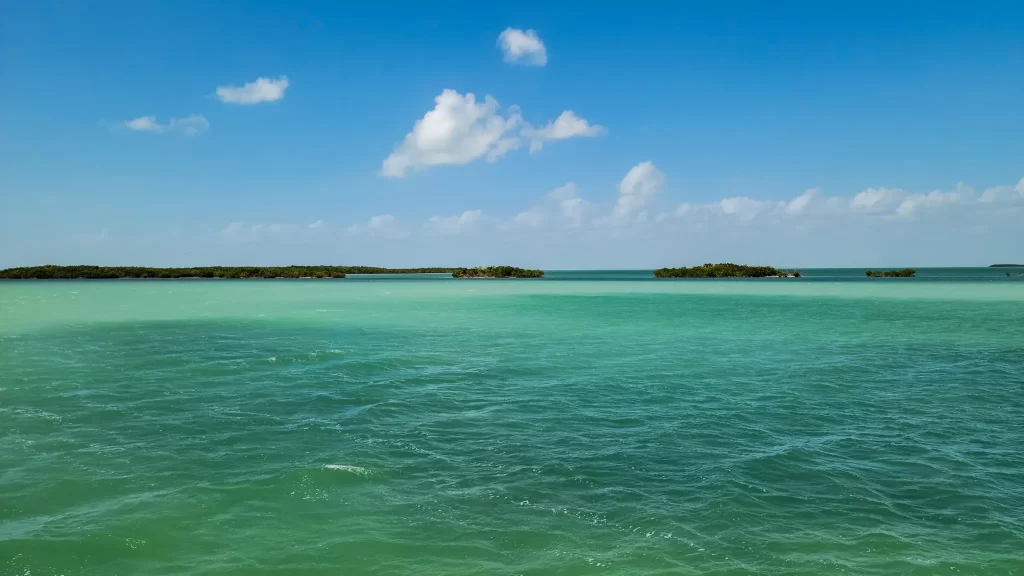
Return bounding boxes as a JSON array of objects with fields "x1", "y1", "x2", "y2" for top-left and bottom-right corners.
[{"x1": 2, "y1": 0, "x2": 1022, "y2": 268}]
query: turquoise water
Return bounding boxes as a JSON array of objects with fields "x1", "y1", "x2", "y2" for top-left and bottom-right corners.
[{"x1": 1, "y1": 271, "x2": 1023, "y2": 575}]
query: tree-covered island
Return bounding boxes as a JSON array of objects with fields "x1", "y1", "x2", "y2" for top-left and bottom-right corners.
[
  {"x1": 0, "y1": 265, "x2": 457, "y2": 279},
  {"x1": 451, "y1": 266, "x2": 544, "y2": 278},
  {"x1": 865, "y1": 269, "x2": 916, "y2": 277},
  {"x1": 653, "y1": 263, "x2": 801, "y2": 278},
  {"x1": 0, "y1": 265, "x2": 546, "y2": 279}
]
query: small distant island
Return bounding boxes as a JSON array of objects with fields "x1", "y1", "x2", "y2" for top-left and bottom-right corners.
[
  {"x1": 990, "y1": 264, "x2": 1024, "y2": 267},
  {"x1": 451, "y1": 266, "x2": 544, "y2": 278},
  {"x1": 653, "y1": 263, "x2": 800, "y2": 278},
  {"x1": 865, "y1": 269, "x2": 916, "y2": 278},
  {"x1": 0, "y1": 265, "x2": 546, "y2": 280}
]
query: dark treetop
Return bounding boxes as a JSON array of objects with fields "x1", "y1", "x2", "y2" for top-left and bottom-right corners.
[
  {"x1": 451, "y1": 267, "x2": 544, "y2": 278},
  {"x1": 653, "y1": 263, "x2": 800, "y2": 278},
  {"x1": 865, "y1": 269, "x2": 917, "y2": 278},
  {"x1": 990, "y1": 264, "x2": 1024, "y2": 267}
]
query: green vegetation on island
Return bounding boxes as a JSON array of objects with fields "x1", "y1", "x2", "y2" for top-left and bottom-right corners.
[
  {"x1": 865, "y1": 269, "x2": 916, "y2": 278},
  {"x1": 0, "y1": 265, "x2": 548, "y2": 280},
  {"x1": 451, "y1": 266, "x2": 544, "y2": 278},
  {"x1": 653, "y1": 263, "x2": 800, "y2": 278},
  {"x1": 0, "y1": 265, "x2": 355, "y2": 279},
  {"x1": 990, "y1": 264, "x2": 1024, "y2": 267}
]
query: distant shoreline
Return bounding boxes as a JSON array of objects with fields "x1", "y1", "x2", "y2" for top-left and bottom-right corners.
[{"x1": 0, "y1": 265, "x2": 544, "y2": 280}]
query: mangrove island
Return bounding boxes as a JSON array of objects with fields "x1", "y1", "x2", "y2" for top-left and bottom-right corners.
[
  {"x1": 865, "y1": 269, "x2": 916, "y2": 278},
  {"x1": 0, "y1": 265, "x2": 547, "y2": 280},
  {"x1": 451, "y1": 266, "x2": 544, "y2": 278},
  {"x1": 653, "y1": 263, "x2": 800, "y2": 278}
]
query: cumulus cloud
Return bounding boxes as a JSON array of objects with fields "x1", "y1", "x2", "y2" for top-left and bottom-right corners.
[
  {"x1": 661, "y1": 181, "x2": 984, "y2": 225},
  {"x1": 784, "y1": 188, "x2": 818, "y2": 216},
  {"x1": 526, "y1": 111, "x2": 604, "y2": 152},
  {"x1": 123, "y1": 114, "x2": 209, "y2": 136},
  {"x1": 979, "y1": 177, "x2": 1024, "y2": 203},
  {"x1": 850, "y1": 187, "x2": 904, "y2": 212},
  {"x1": 894, "y1": 190, "x2": 962, "y2": 219},
  {"x1": 546, "y1": 183, "x2": 589, "y2": 226},
  {"x1": 498, "y1": 28, "x2": 547, "y2": 66},
  {"x1": 381, "y1": 91, "x2": 604, "y2": 177},
  {"x1": 381, "y1": 90, "x2": 522, "y2": 178},
  {"x1": 719, "y1": 197, "x2": 781, "y2": 221},
  {"x1": 502, "y1": 183, "x2": 589, "y2": 229},
  {"x1": 512, "y1": 210, "x2": 545, "y2": 228},
  {"x1": 611, "y1": 162, "x2": 665, "y2": 221},
  {"x1": 215, "y1": 76, "x2": 289, "y2": 104},
  {"x1": 548, "y1": 183, "x2": 577, "y2": 201},
  {"x1": 424, "y1": 210, "x2": 484, "y2": 235},
  {"x1": 308, "y1": 219, "x2": 325, "y2": 230}
]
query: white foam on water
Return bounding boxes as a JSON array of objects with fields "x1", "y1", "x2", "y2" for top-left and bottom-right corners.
[{"x1": 324, "y1": 464, "x2": 371, "y2": 475}]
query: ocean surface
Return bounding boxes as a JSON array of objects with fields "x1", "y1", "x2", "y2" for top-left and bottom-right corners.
[{"x1": 1, "y1": 269, "x2": 1023, "y2": 575}]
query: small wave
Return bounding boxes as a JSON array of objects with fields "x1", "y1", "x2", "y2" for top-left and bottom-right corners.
[{"x1": 324, "y1": 464, "x2": 371, "y2": 476}]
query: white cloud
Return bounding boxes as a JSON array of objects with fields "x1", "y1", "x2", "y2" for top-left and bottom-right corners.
[
  {"x1": 978, "y1": 185, "x2": 1012, "y2": 203},
  {"x1": 784, "y1": 188, "x2": 818, "y2": 216},
  {"x1": 367, "y1": 214, "x2": 396, "y2": 231},
  {"x1": 308, "y1": 219, "x2": 325, "y2": 230},
  {"x1": 546, "y1": 183, "x2": 588, "y2": 226},
  {"x1": 719, "y1": 197, "x2": 780, "y2": 221},
  {"x1": 346, "y1": 214, "x2": 408, "y2": 238},
  {"x1": 560, "y1": 197, "x2": 587, "y2": 226},
  {"x1": 498, "y1": 28, "x2": 547, "y2": 66},
  {"x1": 381, "y1": 90, "x2": 522, "y2": 178},
  {"x1": 123, "y1": 114, "x2": 209, "y2": 136},
  {"x1": 548, "y1": 182, "x2": 577, "y2": 201},
  {"x1": 850, "y1": 187, "x2": 904, "y2": 212},
  {"x1": 526, "y1": 111, "x2": 604, "y2": 152},
  {"x1": 424, "y1": 210, "x2": 484, "y2": 235},
  {"x1": 512, "y1": 210, "x2": 545, "y2": 228},
  {"x1": 1017, "y1": 177, "x2": 1024, "y2": 197},
  {"x1": 894, "y1": 190, "x2": 961, "y2": 218},
  {"x1": 125, "y1": 116, "x2": 161, "y2": 132},
  {"x1": 221, "y1": 221, "x2": 305, "y2": 242},
  {"x1": 215, "y1": 76, "x2": 289, "y2": 104},
  {"x1": 611, "y1": 161, "x2": 665, "y2": 221}
]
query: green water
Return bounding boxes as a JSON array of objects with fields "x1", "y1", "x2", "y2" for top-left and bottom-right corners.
[{"x1": 2, "y1": 272, "x2": 1023, "y2": 575}]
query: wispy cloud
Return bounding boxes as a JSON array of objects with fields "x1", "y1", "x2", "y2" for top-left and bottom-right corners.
[
  {"x1": 498, "y1": 28, "x2": 547, "y2": 66},
  {"x1": 215, "y1": 76, "x2": 289, "y2": 104},
  {"x1": 123, "y1": 114, "x2": 209, "y2": 136},
  {"x1": 423, "y1": 210, "x2": 484, "y2": 236},
  {"x1": 346, "y1": 214, "x2": 408, "y2": 238}
]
